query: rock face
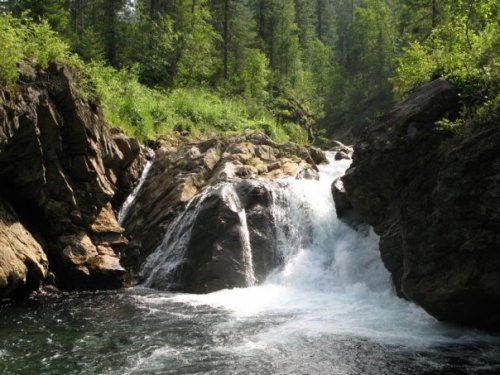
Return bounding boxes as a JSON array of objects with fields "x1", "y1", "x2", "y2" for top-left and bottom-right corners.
[
  {"x1": 0, "y1": 62, "x2": 144, "y2": 297},
  {"x1": 341, "y1": 78, "x2": 500, "y2": 331},
  {"x1": 142, "y1": 180, "x2": 281, "y2": 293},
  {"x1": 0, "y1": 199, "x2": 49, "y2": 298},
  {"x1": 122, "y1": 132, "x2": 323, "y2": 291},
  {"x1": 332, "y1": 177, "x2": 365, "y2": 231}
]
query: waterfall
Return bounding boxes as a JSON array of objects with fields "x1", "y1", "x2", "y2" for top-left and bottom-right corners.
[
  {"x1": 140, "y1": 182, "x2": 259, "y2": 290},
  {"x1": 221, "y1": 184, "x2": 257, "y2": 286},
  {"x1": 237, "y1": 209, "x2": 256, "y2": 286},
  {"x1": 140, "y1": 190, "x2": 211, "y2": 290},
  {"x1": 140, "y1": 151, "x2": 390, "y2": 294},
  {"x1": 264, "y1": 153, "x2": 390, "y2": 292},
  {"x1": 118, "y1": 149, "x2": 155, "y2": 225}
]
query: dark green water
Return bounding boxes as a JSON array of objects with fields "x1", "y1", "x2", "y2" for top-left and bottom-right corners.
[{"x1": 1, "y1": 288, "x2": 499, "y2": 375}]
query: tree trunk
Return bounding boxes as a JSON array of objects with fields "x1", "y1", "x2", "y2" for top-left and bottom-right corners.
[
  {"x1": 105, "y1": 0, "x2": 118, "y2": 67},
  {"x1": 223, "y1": 0, "x2": 229, "y2": 79},
  {"x1": 150, "y1": 0, "x2": 157, "y2": 19},
  {"x1": 351, "y1": 0, "x2": 355, "y2": 24},
  {"x1": 431, "y1": 0, "x2": 437, "y2": 29},
  {"x1": 316, "y1": 0, "x2": 323, "y2": 40}
]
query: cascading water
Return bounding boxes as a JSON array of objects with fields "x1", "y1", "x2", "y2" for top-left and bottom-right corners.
[
  {"x1": 3, "y1": 152, "x2": 498, "y2": 375},
  {"x1": 261, "y1": 154, "x2": 389, "y2": 293},
  {"x1": 140, "y1": 190, "x2": 211, "y2": 290},
  {"x1": 141, "y1": 181, "x2": 259, "y2": 290},
  {"x1": 222, "y1": 184, "x2": 257, "y2": 286},
  {"x1": 141, "y1": 151, "x2": 388, "y2": 295},
  {"x1": 117, "y1": 149, "x2": 155, "y2": 225}
]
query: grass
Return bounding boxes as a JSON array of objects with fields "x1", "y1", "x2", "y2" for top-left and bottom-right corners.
[
  {"x1": 84, "y1": 62, "x2": 308, "y2": 144},
  {"x1": 0, "y1": 14, "x2": 309, "y2": 145}
]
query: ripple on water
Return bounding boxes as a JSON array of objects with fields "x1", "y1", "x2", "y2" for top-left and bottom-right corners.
[{"x1": 0, "y1": 290, "x2": 499, "y2": 375}]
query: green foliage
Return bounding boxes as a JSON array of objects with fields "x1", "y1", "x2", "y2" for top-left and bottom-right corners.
[
  {"x1": 0, "y1": 13, "x2": 77, "y2": 84},
  {"x1": 5, "y1": 0, "x2": 497, "y2": 145},
  {"x1": 393, "y1": 0, "x2": 499, "y2": 97},
  {"x1": 174, "y1": 0, "x2": 219, "y2": 86},
  {"x1": 7, "y1": 0, "x2": 71, "y2": 34},
  {"x1": 133, "y1": 14, "x2": 176, "y2": 86},
  {"x1": 0, "y1": 14, "x2": 24, "y2": 84},
  {"x1": 323, "y1": 0, "x2": 397, "y2": 134},
  {"x1": 84, "y1": 62, "x2": 307, "y2": 144},
  {"x1": 392, "y1": 0, "x2": 499, "y2": 126},
  {"x1": 231, "y1": 48, "x2": 270, "y2": 100}
]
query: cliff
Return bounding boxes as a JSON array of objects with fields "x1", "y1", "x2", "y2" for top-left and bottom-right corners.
[
  {"x1": 0, "y1": 62, "x2": 145, "y2": 298},
  {"x1": 339, "y1": 79, "x2": 500, "y2": 331},
  {"x1": 0, "y1": 61, "x2": 326, "y2": 297}
]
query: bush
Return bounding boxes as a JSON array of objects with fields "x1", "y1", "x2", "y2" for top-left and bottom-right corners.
[
  {"x1": 0, "y1": 14, "x2": 311, "y2": 145},
  {"x1": 0, "y1": 14, "x2": 78, "y2": 84}
]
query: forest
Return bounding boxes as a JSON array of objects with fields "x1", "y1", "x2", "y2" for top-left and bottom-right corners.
[
  {"x1": 1, "y1": 2, "x2": 500, "y2": 373},
  {"x1": 0, "y1": 0, "x2": 498, "y2": 143}
]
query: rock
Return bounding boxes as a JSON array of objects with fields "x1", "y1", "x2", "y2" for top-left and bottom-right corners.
[
  {"x1": 335, "y1": 150, "x2": 351, "y2": 161},
  {"x1": 342, "y1": 78, "x2": 500, "y2": 331},
  {"x1": 307, "y1": 146, "x2": 328, "y2": 165},
  {"x1": 330, "y1": 140, "x2": 354, "y2": 154},
  {"x1": 60, "y1": 233, "x2": 99, "y2": 267},
  {"x1": 0, "y1": 62, "x2": 141, "y2": 296},
  {"x1": 142, "y1": 180, "x2": 281, "y2": 293},
  {"x1": 0, "y1": 199, "x2": 48, "y2": 298},
  {"x1": 332, "y1": 178, "x2": 365, "y2": 230},
  {"x1": 121, "y1": 131, "x2": 318, "y2": 274},
  {"x1": 110, "y1": 129, "x2": 147, "y2": 208}
]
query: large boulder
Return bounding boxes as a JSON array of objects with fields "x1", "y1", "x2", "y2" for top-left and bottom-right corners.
[
  {"x1": 121, "y1": 131, "x2": 319, "y2": 274},
  {"x1": 141, "y1": 180, "x2": 280, "y2": 293},
  {"x1": 342, "y1": 78, "x2": 500, "y2": 331},
  {"x1": 0, "y1": 62, "x2": 144, "y2": 296},
  {"x1": 0, "y1": 199, "x2": 48, "y2": 298},
  {"x1": 332, "y1": 177, "x2": 365, "y2": 230}
]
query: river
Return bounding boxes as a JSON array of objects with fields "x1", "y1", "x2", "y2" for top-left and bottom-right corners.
[{"x1": 1, "y1": 153, "x2": 499, "y2": 374}]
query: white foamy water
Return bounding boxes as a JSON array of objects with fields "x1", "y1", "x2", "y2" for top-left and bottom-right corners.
[
  {"x1": 144, "y1": 153, "x2": 495, "y2": 348},
  {"x1": 2, "y1": 153, "x2": 498, "y2": 375},
  {"x1": 118, "y1": 149, "x2": 155, "y2": 225}
]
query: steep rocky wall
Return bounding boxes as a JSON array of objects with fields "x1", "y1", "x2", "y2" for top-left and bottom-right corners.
[
  {"x1": 0, "y1": 62, "x2": 145, "y2": 297},
  {"x1": 340, "y1": 78, "x2": 500, "y2": 331}
]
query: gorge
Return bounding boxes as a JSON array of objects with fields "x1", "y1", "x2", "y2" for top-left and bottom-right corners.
[{"x1": 0, "y1": 64, "x2": 499, "y2": 374}]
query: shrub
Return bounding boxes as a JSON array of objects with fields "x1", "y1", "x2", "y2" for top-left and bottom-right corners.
[{"x1": 0, "y1": 14, "x2": 77, "y2": 84}]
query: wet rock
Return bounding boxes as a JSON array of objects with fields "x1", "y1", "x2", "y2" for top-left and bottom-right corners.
[
  {"x1": 335, "y1": 150, "x2": 351, "y2": 161},
  {"x1": 330, "y1": 140, "x2": 354, "y2": 155},
  {"x1": 342, "y1": 79, "x2": 500, "y2": 331},
  {"x1": 332, "y1": 178, "x2": 365, "y2": 230},
  {"x1": 143, "y1": 180, "x2": 280, "y2": 293},
  {"x1": 307, "y1": 146, "x2": 328, "y2": 165},
  {"x1": 110, "y1": 129, "x2": 147, "y2": 208},
  {"x1": 122, "y1": 131, "x2": 317, "y2": 274}
]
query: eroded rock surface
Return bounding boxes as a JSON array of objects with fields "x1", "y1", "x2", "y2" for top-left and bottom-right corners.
[
  {"x1": 122, "y1": 132, "x2": 323, "y2": 281},
  {"x1": 0, "y1": 199, "x2": 48, "y2": 298},
  {"x1": 141, "y1": 180, "x2": 281, "y2": 293},
  {"x1": 0, "y1": 62, "x2": 145, "y2": 296},
  {"x1": 342, "y1": 78, "x2": 500, "y2": 331}
]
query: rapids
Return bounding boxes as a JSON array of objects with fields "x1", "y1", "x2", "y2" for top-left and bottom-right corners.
[{"x1": 1, "y1": 153, "x2": 499, "y2": 374}]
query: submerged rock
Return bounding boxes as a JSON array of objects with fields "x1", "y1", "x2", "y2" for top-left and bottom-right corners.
[{"x1": 342, "y1": 78, "x2": 500, "y2": 331}]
